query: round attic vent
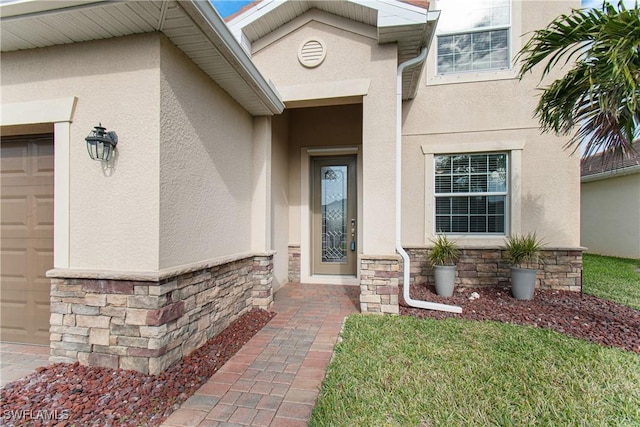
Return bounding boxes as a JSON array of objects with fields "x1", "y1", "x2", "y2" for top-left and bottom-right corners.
[{"x1": 298, "y1": 38, "x2": 326, "y2": 68}]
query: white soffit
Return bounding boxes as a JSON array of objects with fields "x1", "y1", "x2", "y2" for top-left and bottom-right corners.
[
  {"x1": 227, "y1": 0, "x2": 438, "y2": 100},
  {"x1": 0, "y1": 0, "x2": 284, "y2": 116}
]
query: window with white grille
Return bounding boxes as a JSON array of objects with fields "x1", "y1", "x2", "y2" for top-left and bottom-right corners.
[
  {"x1": 436, "y1": 0, "x2": 511, "y2": 74},
  {"x1": 434, "y1": 153, "x2": 508, "y2": 234}
]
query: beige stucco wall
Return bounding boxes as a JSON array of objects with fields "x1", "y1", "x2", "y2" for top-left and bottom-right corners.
[
  {"x1": 286, "y1": 104, "x2": 363, "y2": 243},
  {"x1": 2, "y1": 32, "x2": 266, "y2": 273},
  {"x1": 402, "y1": 0, "x2": 581, "y2": 247},
  {"x1": 252, "y1": 13, "x2": 398, "y2": 255},
  {"x1": 581, "y1": 173, "x2": 640, "y2": 258},
  {"x1": 271, "y1": 111, "x2": 290, "y2": 290},
  {"x1": 158, "y1": 36, "x2": 255, "y2": 269},
  {"x1": 1, "y1": 34, "x2": 161, "y2": 271}
]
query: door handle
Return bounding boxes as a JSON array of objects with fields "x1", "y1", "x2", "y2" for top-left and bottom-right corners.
[{"x1": 350, "y1": 218, "x2": 356, "y2": 251}]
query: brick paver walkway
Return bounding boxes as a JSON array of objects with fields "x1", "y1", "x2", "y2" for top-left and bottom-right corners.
[{"x1": 162, "y1": 283, "x2": 360, "y2": 427}]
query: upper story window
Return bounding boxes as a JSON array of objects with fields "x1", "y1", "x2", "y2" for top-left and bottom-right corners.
[{"x1": 436, "y1": 0, "x2": 511, "y2": 74}]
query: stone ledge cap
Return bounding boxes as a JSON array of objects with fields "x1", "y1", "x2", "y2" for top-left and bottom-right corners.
[{"x1": 47, "y1": 251, "x2": 277, "y2": 281}]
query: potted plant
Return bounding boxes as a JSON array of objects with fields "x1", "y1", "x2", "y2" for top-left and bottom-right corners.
[
  {"x1": 428, "y1": 234, "x2": 460, "y2": 297},
  {"x1": 504, "y1": 232, "x2": 545, "y2": 300}
]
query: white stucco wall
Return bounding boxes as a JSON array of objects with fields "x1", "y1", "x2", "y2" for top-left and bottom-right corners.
[
  {"x1": 1, "y1": 34, "x2": 161, "y2": 271},
  {"x1": 402, "y1": 0, "x2": 581, "y2": 247},
  {"x1": 159, "y1": 36, "x2": 255, "y2": 269},
  {"x1": 581, "y1": 173, "x2": 640, "y2": 259},
  {"x1": 252, "y1": 14, "x2": 398, "y2": 255}
]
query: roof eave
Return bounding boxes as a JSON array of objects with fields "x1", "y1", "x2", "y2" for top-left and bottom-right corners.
[
  {"x1": 581, "y1": 164, "x2": 640, "y2": 183},
  {"x1": 0, "y1": 0, "x2": 108, "y2": 18},
  {"x1": 0, "y1": 0, "x2": 284, "y2": 117},
  {"x1": 184, "y1": 0, "x2": 284, "y2": 115},
  {"x1": 400, "y1": 11, "x2": 438, "y2": 100}
]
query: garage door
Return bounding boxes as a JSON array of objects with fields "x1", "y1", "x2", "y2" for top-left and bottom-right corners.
[{"x1": 1, "y1": 134, "x2": 54, "y2": 345}]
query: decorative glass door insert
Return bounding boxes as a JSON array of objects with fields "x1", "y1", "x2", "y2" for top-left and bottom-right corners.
[
  {"x1": 312, "y1": 156, "x2": 357, "y2": 275},
  {"x1": 321, "y1": 166, "x2": 347, "y2": 263}
]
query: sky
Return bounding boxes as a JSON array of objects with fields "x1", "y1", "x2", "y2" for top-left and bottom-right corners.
[
  {"x1": 211, "y1": 0, "x2": 254, "y2": 18},
  {"x1": 210, "y1": 0, "x2": 637, "y2": 18}
]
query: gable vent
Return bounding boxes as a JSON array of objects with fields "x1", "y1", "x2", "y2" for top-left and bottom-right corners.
[{"x1": 298, "y1": 38, "x2": 327, "y2": 68}]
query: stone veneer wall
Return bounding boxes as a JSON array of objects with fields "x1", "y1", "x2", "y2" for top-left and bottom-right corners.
[
  {"x1": 359, "y1": 255, "x2": 400, "y2": 315},
  {"x1": 406, "y1": 247, "x2": 583, "y2": 291},
  {"x1": 49, "y1": 254, "x2": 273, "y2": 375},
  {"x1": 360, "y1": 248, "x2": 582, "y2": 314},
  {"x1": 288, "y1": 245, "x2": 300, "y2": 283}
]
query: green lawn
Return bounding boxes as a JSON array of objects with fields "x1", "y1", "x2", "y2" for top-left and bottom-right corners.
[
  {"x1": 582, "y1": 253, "x2": 640, "y2": 309},
  {"x1": 310, "y1": 315, "x2": 640, "y2": 427}
]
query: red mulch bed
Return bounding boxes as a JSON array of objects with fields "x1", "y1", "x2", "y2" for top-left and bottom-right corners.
[
  {"x1": 2, "y1": 287, "x2": 639, "y2": 426},
  {"x1": 401, "y1": 284, "x2": 640, "y2": 355},
  {"x1": 0, "y1": 309, "x2": 275, "y2": 427}
]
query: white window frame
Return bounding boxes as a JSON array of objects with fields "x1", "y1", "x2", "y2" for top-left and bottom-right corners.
[
  {"x1": 426, "y1": 0, "x2": 521, "y2": 86},
  {"x1": 422, "y1": 140, "x2": 525, "y2": 245},
  {"x1": 434, "y1": 153, "x2": 509, "y2": 235}
]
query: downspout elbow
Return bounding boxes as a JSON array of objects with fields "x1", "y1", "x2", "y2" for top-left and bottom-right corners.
[{"x1": 396, "y1": 47, "x2": 462, "y2": 314}]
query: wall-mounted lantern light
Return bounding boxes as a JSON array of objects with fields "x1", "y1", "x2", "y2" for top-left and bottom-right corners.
[{"x1": 85, "y1": 123, "x2": 118, "y2": 161}]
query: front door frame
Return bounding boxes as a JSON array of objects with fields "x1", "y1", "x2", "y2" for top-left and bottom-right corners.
[
  {"x1": 300, "y1": 146, "x2": 361, "y2": 285},
  {"x1": 311, "y1": 155, "x2": 357, "y2": 276}
]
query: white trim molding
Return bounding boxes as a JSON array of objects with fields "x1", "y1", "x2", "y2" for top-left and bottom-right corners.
[
  {"x1": 1, "y1": 97, "x2": 78, "y2": 269},
  {"x1": 422, "y1": 139, "x2": 525, "y2": 244}
]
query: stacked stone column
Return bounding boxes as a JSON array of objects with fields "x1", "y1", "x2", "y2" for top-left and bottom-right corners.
[{"x1": 359, "y1": 255, "x2": 400, "y2": 314}]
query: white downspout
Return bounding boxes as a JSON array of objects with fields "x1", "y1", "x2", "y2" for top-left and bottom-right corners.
[{"x1": 396, "y1": 48, "x2": 462, "y2": 314}]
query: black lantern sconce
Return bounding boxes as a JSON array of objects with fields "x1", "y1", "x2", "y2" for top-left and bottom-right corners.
[{"x1": 85, "y1": 123, "x2": 118, "y2": 161}]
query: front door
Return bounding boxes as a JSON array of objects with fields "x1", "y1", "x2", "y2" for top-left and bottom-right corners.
[{"x1": 311, "y1": 156, "x2": 357, "y2": 276}]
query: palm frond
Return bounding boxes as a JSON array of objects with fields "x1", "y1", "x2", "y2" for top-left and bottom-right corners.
[{"x1": 517, "y1": 1, "x2": 640, "y2": 159}]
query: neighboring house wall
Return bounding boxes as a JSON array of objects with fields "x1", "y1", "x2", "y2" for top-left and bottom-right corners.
[
  {"x1": 402, "y1": 0, "x2": 581, "y2": 248},
  {"x1": 581, "y1": 173, "x2": 640, "y2": 259},
  {"x1": 159, "y1": 35, "x2": 254, "y2": 269},
  {"x1": 1, "y1": 33, "x2": 161, "y2": 272}
]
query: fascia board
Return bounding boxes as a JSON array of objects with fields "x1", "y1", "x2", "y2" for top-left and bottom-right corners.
[
  {"x1": 0, "y1": 0, "x2": 108, "y2": 19},
  {"x1": 227, "y1": 0, "x2": 284, "y2": 33},
  {"x1": 354, "y1": 0, "x2": 428, "y2": 26},
  {"x1": 187, "y1": 0, "x2": 284, "y2": 115},
  {"x1": 228, "y1": 0, "x2": 430, "y2": 42},
  {"x1": 581, "y1": 165, "x2": 640, "y2": 183}
]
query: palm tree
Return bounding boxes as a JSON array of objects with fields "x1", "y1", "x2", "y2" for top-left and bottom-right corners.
[{"x1": 517, "y1": 1, "x2": 639, "y2": 160}]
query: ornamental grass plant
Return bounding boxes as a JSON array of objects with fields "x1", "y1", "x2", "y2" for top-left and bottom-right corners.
[
  {"x1": 504, "y1": 232, "x2": 545, "y2": 269},
  {"x1": 428, "y1": 234, "x2": 460, "y2": 266}
]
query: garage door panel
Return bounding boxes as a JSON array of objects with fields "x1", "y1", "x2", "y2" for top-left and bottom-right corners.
[
  {"x1": 33, "y1": 194, "x2": 54, "y2": 236},
  {"x1": 0, "y1": 143, "x2": 29, "y2": 178},
  {"x1": 0, "y1": 195, "x2": 28, "y2": 238},
  {"x1": 1, "y1": 134, "x2": 53, "y2": 345},
  {"x1": 34, "y1": 246, "x2": 54, "y2": 282},
  {"x1": 0, "y1": 287, "x2": 51, "y2": 344},
  {"x1": 32, "y1": 140, "x2": 54, "y2": 176},
  {"x1": 1, "y1": 288, "x2": 29, "y2": 342},
  {"x1": 0, "y1": 246, "x2": 28, "y2": 282}
]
